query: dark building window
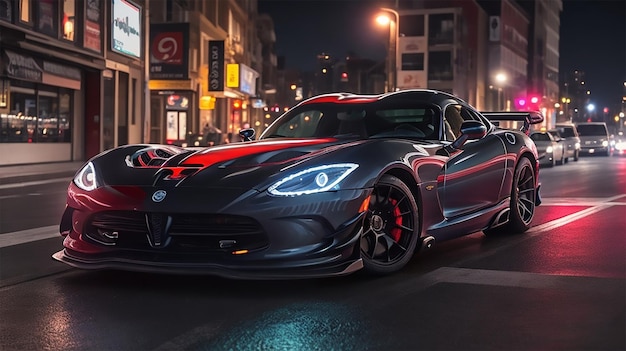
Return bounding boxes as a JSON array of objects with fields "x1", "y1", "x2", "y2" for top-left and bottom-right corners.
[
  {"x1": 428, "y1": 13, "x2": 454, "y2": 45},
  {"x1": 428, "y1": 51, "x2": 453, "y2": 81},
  {"x1": 0, "y1": 0, "x2": 12, "y2": 22},
  {"x1": 399, "y1": 14, "x2": 425, "y2": 37},
  {"x1": 36, "y1": 0, "x2": 58, "y2": 37},
  {"x1": 402, "y1": 53, "x2": 424, "y2": 71}
]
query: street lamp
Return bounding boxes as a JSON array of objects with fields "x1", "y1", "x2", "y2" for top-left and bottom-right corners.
[
  {"x1": 561, "y1": 97, "x2": 571, "y2": 121},
  {"x1": 494, "y1": 72, "x2": 507, "y2": 110},
  {"x1": 376, "y1": 8, "x2": 399, "y2": 92}
]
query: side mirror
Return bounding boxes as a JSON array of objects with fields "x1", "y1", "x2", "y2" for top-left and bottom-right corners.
[
  {"x1": 451, "y1": 120, "x2": 487, "y2": 149},
  {"x1": 239, "y1": 127, "x2": 256, "y2": 142}
]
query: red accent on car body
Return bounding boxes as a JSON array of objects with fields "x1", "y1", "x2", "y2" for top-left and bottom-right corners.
[
  {"x1": 301, "y1": 95, "x2": 380, "y2": 105},
  {"x1": 180, "y1": 138, "x2": 337, "y2": 168}
]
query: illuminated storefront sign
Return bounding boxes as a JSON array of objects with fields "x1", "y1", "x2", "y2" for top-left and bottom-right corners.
[
  {"x1": 224, "y1": 63, "x2": 258, "y2": 95},
  {"x1": 150, "y1": 23, "x2": 189, "y2": 80},
  {"x1": 208, "y1": 40, "x2": 224, "y2": 92}
]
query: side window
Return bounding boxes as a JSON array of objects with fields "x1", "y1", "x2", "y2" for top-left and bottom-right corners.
[
  {"x1": 443, "y1": 105, "x2": 464, "y2": 140},
  {"x1": 275, "y1": 110, "x2": 324, "y2": 138},
  {"x1": 444, "y1": 105, "x2": 485, "y2": 141}
]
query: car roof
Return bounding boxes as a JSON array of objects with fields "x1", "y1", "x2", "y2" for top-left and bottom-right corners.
[{"x1": 299, "y1": 89, "x2": 468, "y2": 108}]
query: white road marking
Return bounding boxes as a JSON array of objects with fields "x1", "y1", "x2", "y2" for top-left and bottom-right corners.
[
  {"x1": 529, "y1": 194, "x2": 625, "y2": 233},
  {"x1": 0, "y1": 225, "x2": 60, "y2": 248}
]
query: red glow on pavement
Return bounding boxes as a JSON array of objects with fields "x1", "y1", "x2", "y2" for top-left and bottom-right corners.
[{"x1": 531, "y1": 206, "x2": 589, "y2": 225}]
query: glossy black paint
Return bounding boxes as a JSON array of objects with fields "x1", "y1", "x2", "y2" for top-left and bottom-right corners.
[{"x1": 54, "y1": 89, "x2": 542, "y2": 279}]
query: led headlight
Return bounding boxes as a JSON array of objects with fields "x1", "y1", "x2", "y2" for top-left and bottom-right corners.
[
  {"x1": 268, "y1": 163, "x2": 359, "y2": 196},
  {"x1": 74, "y1": 162, "x2": 99, "y2": 191},
  {"x1": 546, "y1": 146, "x2": 553, "y2": 153}
]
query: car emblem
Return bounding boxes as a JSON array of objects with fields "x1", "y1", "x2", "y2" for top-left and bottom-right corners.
[{"x1": 152, "y1": 190, "x2": 167, "y2": 202}]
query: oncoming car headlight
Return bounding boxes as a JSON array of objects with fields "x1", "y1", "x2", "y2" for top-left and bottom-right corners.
[
  {"x1": 546, "y1": 146, "x2": 553, "y2": 153},
  {"x1": 268, "y1": 163, "x2": 359, "y2": 196},
  {"x1": 74, "y1": 162, "x2": 99, "y2": 191}
]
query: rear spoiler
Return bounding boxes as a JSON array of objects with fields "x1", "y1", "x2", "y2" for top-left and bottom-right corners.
[{"x1": 481, "y1": 111, "x2": 544, "y2": 135}]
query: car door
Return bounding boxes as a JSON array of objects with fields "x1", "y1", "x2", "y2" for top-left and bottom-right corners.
[{"x1": 439, "y1": 104, "x2": 507, "y2": 219}]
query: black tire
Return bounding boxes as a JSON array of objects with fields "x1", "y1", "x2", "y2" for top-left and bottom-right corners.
[
  {"x1": 360, "y1": 175, "x2": 419, "y2": 275},
  {"x1": 574, "y1": 150, "x2": 579, "y2": 161},
  {"x1": 484, "y1": 157, "x2": 537, "y2": 236}
]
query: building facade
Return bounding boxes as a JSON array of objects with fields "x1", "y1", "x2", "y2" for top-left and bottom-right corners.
[
  {"x1": 147, "y1": 0, "x2": 262, "y2": 147},
  {"x1": 0, "y1": 0, "x2": 147, "y2": 166}
]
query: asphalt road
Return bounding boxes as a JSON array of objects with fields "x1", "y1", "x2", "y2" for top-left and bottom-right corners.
[{"x1": 0, "y1": 156, "x2": 624, "y2": 350}]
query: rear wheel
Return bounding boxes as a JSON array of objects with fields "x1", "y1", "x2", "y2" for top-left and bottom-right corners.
[
  {"x1": 484, "y1": 157, "x2": 536, "y2": 236},
  {"x1": 361, "y1": 175, "x2": 419, "y2": 275}
]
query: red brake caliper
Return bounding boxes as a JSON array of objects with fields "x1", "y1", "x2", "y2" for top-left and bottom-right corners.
[{"x1": 390, "y1": 198, "x2": 403, "y2": 242}]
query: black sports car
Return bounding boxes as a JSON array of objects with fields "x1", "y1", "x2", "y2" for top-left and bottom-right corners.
[{"x1": 53, "y1": 89, "x2": 543, "y2": 279}]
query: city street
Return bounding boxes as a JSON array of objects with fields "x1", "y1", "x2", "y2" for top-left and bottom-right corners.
[{"x1": 1, "y1": 156, "x2": 625, "y2": 350}]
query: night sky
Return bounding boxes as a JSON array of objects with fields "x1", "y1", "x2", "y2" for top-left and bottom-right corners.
[{"x1": 258, "y1": 0, "x2": 626, "y2": 111}]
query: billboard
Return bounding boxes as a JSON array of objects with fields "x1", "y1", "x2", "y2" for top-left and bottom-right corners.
[
  {"x1": 208, "y1": 40, "x2": 225, "y2": 92},
  {"x1": 111, "y1": 0, "x2": 142, "y2": 58},
  {"x1": 150, "y1": 23, "x2": 189, "y2": 80}
]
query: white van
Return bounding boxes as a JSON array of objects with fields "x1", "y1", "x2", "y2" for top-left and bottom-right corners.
[{"x1": 575, "y1": 122, "x2": 610, "y2": 156}]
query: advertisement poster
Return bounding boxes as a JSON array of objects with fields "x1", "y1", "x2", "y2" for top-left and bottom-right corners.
[
  {"x1": 111, "y1": 0, "x2": 142, "y2": 58},
  {"x1": 208, "y1": 40, "x2": 224, "y2": 92},
  {"x1": 149, "y1": 23, "x2": 189, "y2": 80},
  {"x1": 84, "y1": 0, "x2": 102, "y2": 52}
]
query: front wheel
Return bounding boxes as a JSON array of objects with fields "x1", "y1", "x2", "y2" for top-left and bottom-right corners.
[
  {"x1": 360, "y1": 175, "x2": 420, "y2": 275},
  {"x1": 484, "y1": 157, "x2": 536, "y2": 236}
]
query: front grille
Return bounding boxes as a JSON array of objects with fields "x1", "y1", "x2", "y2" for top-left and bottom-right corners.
[{"x1": 84, "y1": 211, "x2": 268, "y2": 253}]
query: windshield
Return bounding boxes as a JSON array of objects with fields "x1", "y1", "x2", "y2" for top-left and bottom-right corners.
[
  {"x1": 531, "y1": 133, "x2": 551, "y2": 142},
  {"x1": 555, "y1": 126, "x2": 576, "y2": 138},
  {"x1": 577, "y1": 124, "x2": 608, "y2": 136},
  {"x1": 260, "y1": 102, "x2": 440, "y2": 140}
]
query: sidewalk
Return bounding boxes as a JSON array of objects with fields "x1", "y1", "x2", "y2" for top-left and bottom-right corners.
[{"x1": 0, "y1": 161, "x2": 84, "y2": 185}]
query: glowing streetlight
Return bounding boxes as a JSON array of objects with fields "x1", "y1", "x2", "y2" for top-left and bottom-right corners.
[
  {"x1": 494, "y1": 72, "x2": 507, "y2": 110},
  {"x1": 376, "y1": 8, "x2": 399, "y2": 92}
]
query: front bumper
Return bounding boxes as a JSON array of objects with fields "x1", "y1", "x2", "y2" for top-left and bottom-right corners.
[{"x1": 54, "y1": 183, "x2": 370, "y2": 279}]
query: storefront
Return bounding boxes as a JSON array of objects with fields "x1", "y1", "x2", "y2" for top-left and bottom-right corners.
[{"x1": 0, "y1": 49, "x2": 84, "y2": 165}]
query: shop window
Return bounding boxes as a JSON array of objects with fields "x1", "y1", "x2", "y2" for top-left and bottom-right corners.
[
  {"x1": 5, "y1": 90, "x2": 37, "y2": 142},
  {"x1": 38, "y1": 92, "x2": 61, "y2": 142},
  {"x1": 62, "y1": 0, "x2": 75, "y2": 41},
  {"x1": 59, "y1": 91, "x2": 72, "y2": 142},
  {"x1": 19, "y1": 0, "x2": 31, "y2": 24},
  {"x1": 0, "y1": 86, "x2": 71, "y2": 143},
  {"x1": 36, "y1": 0, "x2": 58, "y2": 37}
]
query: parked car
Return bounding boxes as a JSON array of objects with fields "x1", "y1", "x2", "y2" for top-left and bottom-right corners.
[
  {"x1": 530, "y1": 130, "x2": 565, "y2": 167},
  {"x1": 553, "y1": 123, "x2": 581, "y2": 162},
  {"x1": 53, "y1": 89, "x2": 543, "y2": 279},
  {"x1": 576, "y1": 122, "x2": 611, "y2": 156}
]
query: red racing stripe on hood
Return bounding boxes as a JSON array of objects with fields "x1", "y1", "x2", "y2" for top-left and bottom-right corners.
[{"x1": 180, "y1": 138, "x2": 337, "y2": 168}]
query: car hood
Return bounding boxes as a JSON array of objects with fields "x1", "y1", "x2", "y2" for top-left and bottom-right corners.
[{"x1": 91, "y1": 138, "x2": 368, "y2": 189}]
